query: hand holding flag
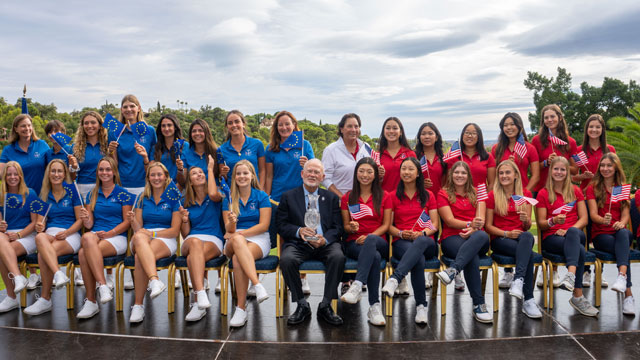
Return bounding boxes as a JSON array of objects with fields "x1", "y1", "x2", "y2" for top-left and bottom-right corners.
[
  {"x1": 572, "y1": 151, "x2": 589, "y2": 168},
  {"x1": 420, "y1": 156, "x2": 431, "y2": 178},
  {"x1": 609, "y1": 184, "x2": 631, "y2": 213},
  {"x1": 161, "y1": 181, "x2": 182, "y2": 207},
  {"x1": 552, "y1": 201, "x2": 576, "y2": 215},
  {"x1": 413, "y1": 210, "x2": 436, "y2": 231}
]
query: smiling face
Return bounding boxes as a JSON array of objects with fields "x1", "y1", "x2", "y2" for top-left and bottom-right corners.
[
  {"x1": 148, "y1": 165, "x2": 167, "y2": 190},
  {"x1": 97, "y1": 160, "x2": 115, "y2": 186},
  {"x1": 15, "y1": 118, "x2": 33, "y2": 140},
  {"x1": 502, "y1": 117, "x2": 520, "y2": 139},
  {"x1": 599, "y1": 158, "x2": 615, "y2": 179},
  {"x1": 420, "y1": 125, "x2": 437, "y2": 148},
  {"x1": 462, "y1": 125, "x2": 478, "y2": 149},
  {"x1": 497, "y1": 164, "x2": 517, "y2": 187},
  {"x1": 191, "y1": 124, "x2": 205, "y2": 145},
  {"x1": 48, "y1": 162, "x2": 66, "y2": 186},
  {"x1": 587, "y1": 119, "x2": 603, "y2": 140},
  {"x1": 550, "y1": 161, "x2": 568, "y2": 183},
  {"x1": 452, "y1": 164, "x2": 469, "y2": 187},
  {"x1": 356, "y1": 163, "x2": 376, "y2": 187},
  {"x1": 340, "y1": 117, "x2": 360, "y2": 142},
  {"x1": 160, "y1": 118, "x2": 176, "y2": 139},
  {"x1": 226, "y1": 113, "x2": 245, "y2": 137},
  {"x1": 277, "y1": 115, "x2": 295, "y2": 139},
  {"x1": 400, "y1": 160, "x2": 419, "y2": 185},
  {"x1": 5, "y1": 166, "x2": 21, "y2": 188},
  {"x1": 189, "y1": 167, "x2": 206, "y2": 187},
  {"x1": 543, "y1": 109, "x2": 559, "y2": 132},
  {"x1": 301, "y1": 160, "x2": 325, "y2": 188},
  {"x1": 383, "y1": 119, "x2": 401, "y2": 143},
  {"x1": 82, "y1": 115, "x2": 100, "y2": 138},
  {"x1": 121, "y1": 101, "x2": 139, "y2": 123},
  {"x1": 234, "y1": 164, "x2": 253, "y2": 188}
]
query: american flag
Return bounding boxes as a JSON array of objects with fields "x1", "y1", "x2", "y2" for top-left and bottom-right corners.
[
  {"x1": 514, "y1": 133, "x2": 528, "y2": 159},
  {"x1": 572, "y1": 151, "x2": 589, "y2": 167},
  {"x1": 370, "y1": 150, "x2": 381, "y2": 166},
  {"x1": 476, "y1": 183, "x2": 488, "y2": 201},
  {"x1": 552, "y1": 201, "x2": 576, "y2": 215},
  {"x1": 511, "y1": 194, "x2": 538, "y2": 206},
  {"x1": 415, "y1": 210, "x2": 436, "y2": 231},
  {"x1": 611, "y1": 184, "x2": 631, "y2": 203},
  {"x1": 420, "y1": 156, "x2": 429, "y2": 173},
  {"x1": 443, "y1": 141, "x2": 461, "y2": 161},
  {"x1": 548, "y1": 132, "x2": 568, "y2": 146},
  {"x1": 348, "y1": 204, "x2": 374, "y2": 220}
]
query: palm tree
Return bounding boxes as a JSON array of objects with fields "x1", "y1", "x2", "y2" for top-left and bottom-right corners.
[{"x1": 608, "y1": 103, "x2": 640, "y2": 185}]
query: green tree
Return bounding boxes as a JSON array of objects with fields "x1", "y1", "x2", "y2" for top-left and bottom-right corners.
[{"x1": 607, "y1": 103, "x2": 640, "y2": 185}]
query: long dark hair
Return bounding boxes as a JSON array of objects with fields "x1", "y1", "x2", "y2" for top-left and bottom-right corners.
[
  {"x1": 154, "y1": 114, "x2": 184, "y2": 163},
  {"x1": 460, "y1": 123, "x2": 489, "y2": 161},
  {"x1": 538, "y1": 104, "x2": 570, "y2": 153},
  {"x1": 494, "y1": 113, "x2": 528, "y2": 162},
  {"x1": 582, "y1": 114, "x2": 611, "y2": 156},
  {"x1": 414, "y1": 122, "x2": 447, "y2": 174},
  {"x1": 396, "y1": 157, "x2": 428, "y2": 207},
  {"x1": 378, "y1": 117, "x2": 410, "y2": 153},
  {"x1": 188, "y1": 119, "x2": 221, "y2": 179},
  {"x1": 349, "y1": 157, "x2": 383, "y2": 215}
]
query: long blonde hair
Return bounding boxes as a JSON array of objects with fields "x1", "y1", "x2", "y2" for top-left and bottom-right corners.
[
  {"x1": 40, "y1": 159, "x2": 72, "y2": 201},
  {"x1": 73, "y1": 111, "x2": 109, "y2": 162},
  {"x1": 89, "y1": 157, "x2": 122, "y2": 211},
  {"x1": 443, "y1": 161, "x2": 477, "y2": 206},
  {"x1": 0, "y1": 161, "x2": 30, "y2": 206},
  {"x1": 493, "y1": 160, "x2": 524, "y2": 216},
  {"x1": 119, "y1": 94, "x2": 145, "y2": 124},
  {"x1": 544, "y1": 156, "x2": 575, "y2": 204},
  {"x1": 229, "y1": 159, "x2": 260, "y2": 215},
  {"x1": 139, "y1": 162, "x2": 171, "y2": 207},
  {"x1": 9, "y1": 114, "x2": 39, "y2": 144}
]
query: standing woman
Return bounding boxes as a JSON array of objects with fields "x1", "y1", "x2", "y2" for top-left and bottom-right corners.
[
  {"x1": 585, "y1": 153, "x2": 635, "y2": 315},
  {"x1": 414, "y1": 122, "x2": 447, "y2": 195},
  {"x1": 322, "y1": 113, "x2": 372, "y2": 198},
  {"x1": 218, "y1": 110, "x2": 266, "y2": 189},
  {"x1": 377, "y1": 117, "x2": 416, "y2": 193},
  {"x1": 485, "y1": 160, "x2": 541, "y2": 319},
  {"x1": 435, "y1": 161, "x2": 492, "y2": 323},
  {"x1": 380, "y1": 157, "x2": 439, "y2": 324},
  {"x1": 75, "y1": 157, "x2": 132, "y2": 318},
  {"x1": 108, "y1": 94, "x2": 157, "y2": 197},
  {"x1": 154, "y1": 114, "x2": 187, "y2": 187},
  {"x1": 182, "y1": 119, "x2": 220, "y2": 178},
  {"x1": 178, "y1": 156, "x2": 224, "y2": 322},
  {"x1": 445, "y1": 123, "x2": 496, "y2": 190},
  {"x1": 222, "y1": 160, "x2": 271, "y2": 328},
  {"x1": 0, "y1": 162, "x2": 37, "y2": 312},
  {"x1": 339, "y1": 157, "x2": 392, "y2": 326},
  {"x1": 574, "y1": 114, "x2": 615, "y2": 190},
  {"x1": 24, "y1": 159, "x2": 83, "y2": 315},
  {"x1": 69, "y1": 111, "x2": 109, "y2": 199},
  {"x1": 535, "y1": 157, "x2": 598, "y2": 317},
  {"x1": 127, "y1": 162, "x2": 181, "y2": 323}
]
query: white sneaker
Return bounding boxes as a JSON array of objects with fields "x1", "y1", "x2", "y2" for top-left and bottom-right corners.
[
  {"x1": 455, "y1": 273, "x2": 465, "y2": 291},
  {"x1": 124, "y1": 279, "x2": 135, "y2": 290},
  {"x1": 129, "y1": 304, "x2": 144, "y2": 323},
  {"x1": 77, "y1": 299, "x2": 99, "y2": 319},
  {"x1": 229, "y1": 307, "x2": 247, "y2": 327},
  {"x1": 98, "y1": 284, "x2": 113, "y2": 304},
  {"x1": 254, "y1": 283, "x2": 269, "y2": 303},
  {"x1": 301, "y1": 278, "x2": 311, "y2": 295},
  {"x1": 106, "y1": 273, "x2": 114, "y2": 290},
  {"x1": 367, "y1": 303, "x2": 386, "y2": 326},
  {"x1": 382, "y1": 278, "x2": 398, "y2": 297},
  {"x1": 53, "y1": 270, "x2": 70, "y2": 289},
  {"x1": 74, "y1": 268, "x2": 84, "y2": 286},
  {"x1": 611, "y1": 273, "x2": 627, "y2": 293},
  {"x1": 214, "y1": 278, "x2": 220, "y2": 293},
  {"x1": 601, "y1": 277, "x2": 609, "y2": 288},
  {"x1": 473, "y1": 303, "x2": 493, "y2": 323},
  {"x1": 174, "y1": 271, "x2": 181, "y2": 289},
  {"x1": 188, "y1": 276, "x2": 193, "y2": 289},
  {"x1": 196, "y1": 290, "x2": 211, "y2": 309},
  {"x1": 582, "y1": 271, "x2": 591, "y2": 288},
  {"x1": 509, "y1": 278, "x2": 524, "y2": 300},
  {"x1": 499, "y1": 271, "x2": 514, "y2": 289},
  {"x1": 11, "y1": 274, "x2": 28, "y2": 294},
  {"x1": 552, "y1": 271, "x2": 561, "y2": 288},
  {"x1": 425, "y1": 273, "x2": 433, "y2": 289},
  {"x1": 247, "y1": 284, "x2": 257, "y2": 297},
  {"x1": 623, "y1": 296, "x2": 636, "y2": 316},
  {"x1": 560, "y1": 272, "x2": 575, "y2": 292},
  {"x1": 204, "y1": 277, "x2": 210, "y2": 290},
  {"x1": 522, "y1": 298, "x2": 542, "y2": 319},
  {"x1": 536, "y1": 271, "x2": 544, "y2": 288},
  {"x1": 24, "y1": 297, "x2": 52, "y2": 316},
  {"x1": 185, "y1": 303, "x2": 206, "y2": 322},
  {"x1": 0, "y1": 296, "x2": 19, "y2": 313},
  {"x1": 396, "y1": 277, "x2": 410, "y2": 295},
  {"x1": 340, "y1": 282, "x2": 362, "y2": 304},
  {"x1": 148, "y1": 279, "x2": 166, "y2": 299},
  {"x1": 26, "y1": 273, "x2": 40, "y2": 290},
  {"x1": 415, "y1": 304, "x2": 428, "y2": 324}
]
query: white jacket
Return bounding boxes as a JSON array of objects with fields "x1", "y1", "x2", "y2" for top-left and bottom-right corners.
[{"x1": 322, "y1": 137, "x2": 371, "y2": 195}]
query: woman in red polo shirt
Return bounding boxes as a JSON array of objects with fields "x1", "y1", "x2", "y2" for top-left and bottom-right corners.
[
  {"x1": 339, "y1": 157, "x2": 392, "y2": 326},
  {"x1": 435, "y1": 161, "x2": 492, "y2": 323},
  {"x1": 414, "y1": 122, "x2": 447, "y2": 195},
  {"x1": 585, "y1": 153, "x2": 635, "y2": 316},
  {"x1": 446, "y1": 123, "x2": 495, "y2": 190},
  {"x1": 377, "y1": 117, "x2": 416, "y2": 193},
  {"x1": 574, "y1": 114, "x2": 616, "y2": 190},
  {"x1": 380, "y1": 157, "x2": 438, "y2": 324},
  {"x1": 485, "y1": 160, "x2": 541, "y2": 319}
]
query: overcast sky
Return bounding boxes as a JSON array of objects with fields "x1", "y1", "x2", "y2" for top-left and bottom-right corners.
[{"x1": 2, "y1": 0, "x2": 639, "y2": 139}]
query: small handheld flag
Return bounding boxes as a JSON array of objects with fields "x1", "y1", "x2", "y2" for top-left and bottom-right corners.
[
  {"x1": 161, "y1": 181, "x2": 182, "y2": 206},
  {"x1": 415, "y1": 210, "x2": 436, "y2": 231},
  {"x1": 172, "y1": 139, "x2": 186, "y2": 159},
  {"x1": 514, "y1": 134, "x2": 528, "y2": 159},
  {"x1": 348, "y1": 204, "x2": 373, "y2": 220},
  {"x1": 511, "y1": 194, "x2": 538, "y2": 206},
  {"x1": 611, "y1": 185, "x2": 631, "y2": 203},
  {"x1": 476, "y1": 183, "x2": 488, "y2": 201},
  {"x1": 281, "y1": 131, "x2": 303, "y2": 149},
  {"x1": 62, "y1": 182, "x2": 82, "y2": 206},
  {"x1": 370, "y1": 150, "x2": 381, "y2": 166},
  {"x1": 443, "y1": 141, "x2": 462, "y2": 161},
  {"x1": 50, "y1": 133, "x2": 71, "y2": 156},
  {"x1": 114, "y1": 187, "x2": 135, "y2": 206},
  {"x1": 220, "y1": 177, "x2": 231, "y2": 200},
  {"x1": 552, "y1": 201, "x2": 576, "y2": 215},
  {"x1": 420, "y1": 156, "x2": 430, "y2": 178},
  {"x1": 21, "y1": 85, "x2": 28, "y2": 115},
  {"x1": 132, "y1": 121, "x2": 148, "y2": 142},
  {"x1": 217, "y1": 151, "x2": 226, "y2": 166},
  {"x1": 548, "y1": 133, "x2": 568, "y2": 146},
  {"x1": 572, "y1": 151, "x2": 589, "y2": 167},
  {"x1": 26, "y1": 193, "x2": 50, "y2": 216},
  {"x1": 103, "y1": 114, "x2": 124, "y2": 136}
]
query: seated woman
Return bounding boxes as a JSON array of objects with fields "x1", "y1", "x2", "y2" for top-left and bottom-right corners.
[
  {"x1": 128, "y1": 162, "x2": 181, "y2": 323},
  {"x1": 76, "y1": 157, "x2": 132, "y2": 319},
  {"x1": 24, "y1": 159, "x2": 83, "y2": 315},
  {"x1": 536, "y1": 157, "x2": 598, "y2": 317},
  {"x1": 0, "y1": 162, "x2": 37, "y2": 312},
  {"x1": 339, "y1": 157, "x2": 392, "y2": 326},
  {"x1": 585, "y1": 153, "x2": 635, "y2": 316},
  {"x1": 485, "y1": 160, "x2": 541, "y2": 319},
  {"x1": 435, "y1": 161, "x2": 492, "y2": 323},
  {"x1": 223, "y1": 160, "x2": 271, "y2": 328},
  {"x1": 381, "y1": 157, "x2": 438, "y2": 324},
  {"x1": 179, "y1": 155, "x2": 224, "y2": 322}
]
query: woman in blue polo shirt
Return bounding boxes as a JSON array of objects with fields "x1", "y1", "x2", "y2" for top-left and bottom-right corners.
[
  {"x1": 127, "y1": 162, "x2": 181, "y2": 323},
  {"x1": 0, "y1": 114, "x2": 51, "y2": 192},
  {"x1": 223, "y1": 160, "x2": 271, "y2": 328},
  {"x1": 153, "y1": 114, "x2": 187, "y2": 186},
  {"x1": 24, "y1": 159, "x2": 83, "y2": 316},
  {"x1": 218, "y1": 110, "x2": 266, "y2": 189},
  {"x1": 179, "y1": 155, "x2": 224, "y2": 322},
  {"x1": 182, "y1": 119, "x2": 220, "y2": 179},
  {"x1": 107, "y1": 94, "x2": 157, "y2": 196},
  {"x1": 69, "y1": 111, "x2": 109, "y2": 199},
  {"x1": 75, "y1": 157, "x2": 133, "y2": 319},
  {"x1": 0, "y1": 161, "x2": 37, "y2": 312}
]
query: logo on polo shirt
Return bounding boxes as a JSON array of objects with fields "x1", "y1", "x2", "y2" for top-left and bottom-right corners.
[
  {"x1": 109, "y1": 197, "x2": 118, "y2": 203},
  {"x1": 244, "y1": 149, "x2": 252, "y2": 156},
  {"x1": 62, "y1": 198, "x2": 71, "y2": 207},
  {"x1": 400, "y1": 153, "x2": 407, "y2": 159},
  {"x1": 33, "y1": 152, "x2": 41, "y2": 158},
  {"x1": 161, "y1": 203, "x2": 171, "y2": 211},
  {"x1": 292, "y1": 150, "x2": 301, "y2": 159},
  {"x1": 248, "y1": 202, "x2": 256, "y2": 211}
]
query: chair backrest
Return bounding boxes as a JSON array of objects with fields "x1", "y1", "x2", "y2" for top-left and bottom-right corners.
[
  {"x1": 630, "y1": 197, "x2": 640, "y2": 240},
  {"x1": 270, "y1": 199, "x2": 279, "y2": 250}
]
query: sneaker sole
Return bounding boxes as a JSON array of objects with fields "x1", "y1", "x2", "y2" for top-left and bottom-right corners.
[
  {"x1": 559, "y1": 283, "x2": 574, "y2": 292},
  {"x1": 508, "y1": 291, "x2": 524, "y2": 300},
  {"x1": 150, "y1": 284, "x2": 167, "y2": 299},
  {"x1": 54, "y1": 280, "x2": 70, "y2": 289},
  {"x1": 368, "y1": 318, "x2": 386, "y2": 326},
  {"x1": 25, "y1": 307, "x2": 52, "y2": 316},
  {"x1": 100, "y1": 295, "x2": 113, "y2": 304},
  {"x1": 522, "y1": 308, "x2": 542, "y2": 319},
  {"x1": 611, "y1": 285, "x2": 626, "y2": 294},
  {"x1": 435, "y1": 273, "x2": 452, "y2": 285},
  {"x1": 0, "y1": 304, "x2": 19, "y2": 313},
  {"x1": 130, "y1": 316, "x2": 144, "y2": 323},
  {"x1": 197, "y1": 301, "x2": 212, "y2": 310},
  {"x1": 77, "y1": 309, "x2": 99, "y2": 319},
  {"x1": 340, "y1": 295, "x2": 361, "y2": 304},
  {"x1": 230, "y1": 319, "x2": 248, "y2": 328},
  {"x1": 473, "y1": 314, "x2": 493, "y2": 324},
  {"x1": 186, "y1": 311, "x2": 207, "y2": 322},
  {"x1": 569, "y1": 300, "x2": 598, "y2": 317}
]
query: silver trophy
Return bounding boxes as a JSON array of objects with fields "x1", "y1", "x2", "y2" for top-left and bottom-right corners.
[{"x1": 304, "y1": 193, "x2": 320, "y2": 242}]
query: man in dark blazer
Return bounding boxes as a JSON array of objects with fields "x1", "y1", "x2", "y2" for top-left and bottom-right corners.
[{"x1": 277, "y1": 159, "x2": 345, "y2": 326}]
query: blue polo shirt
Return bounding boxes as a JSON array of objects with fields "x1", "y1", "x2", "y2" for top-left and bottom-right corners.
[
  {"x1": 45, "y1": 189, "x2": 81, "y2": 229},
  {"x1": 1, "y1": 188, "x2": 37, "y2": 230},
  {"x1": 87, "y1": 185, "x2": 130, "y2": 236},
  {"x1": 222, "y1": 188, "x2": 270, "y2": 230},
  {"x1": 182, "y1": 146, "x2": 210, "y2": 178},
  {"x1": 140, "y1": 196, "x2": 179, "y2": 229},
  {"x1": 218, "y1": 136, "x2": 265, "y2": 181},
  {"x1": 45, "y1": 145, "x2": 72, "y2": 165},
  {"x1": 71, "y1": 142, "x2": 105, "y2": 185},
  {"x1": 108, "y1": 123, "x2": 156, "y2": 188},
  {"x1": 186, "y1": 196, "x2": 224, "y2": 239},
  {"x1": 265, "y1": 140, "x2": 314, "y2": 202},
  {"x1": 159, "y1": 142, "x2": 189, "y2": 182},
  {"x1": 0, "y1": 140, "x2": 51, "y2": 192}
]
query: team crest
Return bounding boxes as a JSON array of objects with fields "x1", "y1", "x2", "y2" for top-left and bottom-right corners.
[{"x1": 248, "y1": 202, "x2": 256, "y2": 211}]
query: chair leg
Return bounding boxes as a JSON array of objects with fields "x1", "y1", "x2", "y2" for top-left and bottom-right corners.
[
  {"x1": 547, "y1": 261, "x2": 554, "y2": 310},
  {"x1": 430, "y1": 272, "x2": 439, "y2": 300},
  {"x1": 66, "y1": 264, "x2": 74, "y2": 310},
  {"x1": 275, "y1": 269, "x2": 281, "y2": 317},
  {"x1": 481, "y1": 269, "x2": 488, "y2": 296},
  {"x1": 541, "y1": 263, "x2": 548, "y2": 309},
  {"x1": 19, "y1": 261, "x2": 27, "y2": 308},
  {"x1": 331, "y1": 299, "x2": 338, "y2": 314},
  {"x1": 180, "y1": 269, "x2": 189, "y2": 298},
  {"x1": 116, "y1": 266, "x2": 126, "y2": 312},
  {"x1": 595, "y1": 261, "x2": 602, "y2": 307},
  {"x1": 492, "y1": 263, "x2": 499, "y2": 313},
  {"x1": 168, "y1": 265, "x2": 175, "y2": 314},
  {"x1": 440, "y1": 266, "x2": 447, "y2": 316},
  {"x1": 220, "y1": 266, "x2": 228, "y2": 316}
]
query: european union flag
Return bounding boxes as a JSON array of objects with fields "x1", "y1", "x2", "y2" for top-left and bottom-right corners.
[
  {"x1": 217, "y1": 150, "x2": 225, "y2": 165},
  {"x1": 281, "y1": 131, "x2": 303, "y2": 149},
  {"x1": 5, "y1": 193, "x2": 23, "y2": 209},
  {"x1": 51, "y1": 132, "x2": 72, "y2": 147},
  {"x1": 132, "y1": 121, "x2": 148, "y2": 142},
  {"x1": 103, "y1": 113, "x2": 124, "y2": 135},
  {"x1": 114, "y1": 187, "x2": 135, "y2": 206},
  {"x1": 62, "y1": 182, "x2": 82, "y2": 205},
  {"x1": 173, "y1": 139, "x2": 186, "y2": 158},
  {"x1": 220, "y1": 177, "x2": 231, "y2": 200},
  {"x1": 161, "y1": 181, "x2": 182, "y2": 206},
  {"x1": 26, "y1": 193, "x2": 49, "y2": 216}
]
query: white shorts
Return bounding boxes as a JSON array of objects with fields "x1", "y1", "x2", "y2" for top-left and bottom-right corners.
[
  {"x1": 87, "y1": 232, "x2": 128, "y2": 256},
  {"x1": 125, "y1": 187, "x2": 145, "y2": 197},
  {"x1": 77, "y1": 183, "x2": 95, "y2": 200},
  {"x1": 183, "y1": 234, "x2": 223, "y2": 254},
  {"x1": 10, "y1": 229, "x2": 37, "y2": 255},
  {"x1": 224, "y1": 230, "x2": 270, "y2": 259},
  {"x1": 130, "y1": 228, "x2": 177, "y2": 256},
  {"x1": 46, "y1": 227, "x2": 81, "y2": 253}
]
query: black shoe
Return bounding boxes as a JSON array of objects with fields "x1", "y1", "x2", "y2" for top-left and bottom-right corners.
[
  {"x1": 287, "y1": 302, "x2": 311, "y2": 325},
  {"x1": 317, "y1": 302, "x2": 343, "y2": 326}
]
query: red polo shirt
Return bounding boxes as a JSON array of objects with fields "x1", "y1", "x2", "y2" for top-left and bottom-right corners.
[
  {"x1": 535, "y1": 185, "x2": 584, "y2": 239},
  {"x1": 531, "y1": 135, "x2": 578, "y2": 192},
  {"x1": 437, "y1": 188, "x2": 478, "y2": 242},
  {"x1": 421, "y1": 154, "x2": 445, "y2": 196},
  {"x1": 486, "y1": 189, "x2": 533, "y2": 239},
  {"x1": 380, "y1": 146, "x2": 416, "y2": 193},
  {"x1": 391, "y1": 189, "x2": 436, "y2": 242},
  {"x1": 341, "y1": 191, "x2": 393, "y2": 242},
  {"x1": 445, "y1": 151, "x2": 496, "y2": 188},
  {"x1": 491, "y1": 143, "x2": 539, "y2": 189},
  {"x1": 578, "y1": 145, "x2": 616, "y2": 189},
  {"x1": 585, "y1": 185, "x2": 623, "y2": 238}
]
